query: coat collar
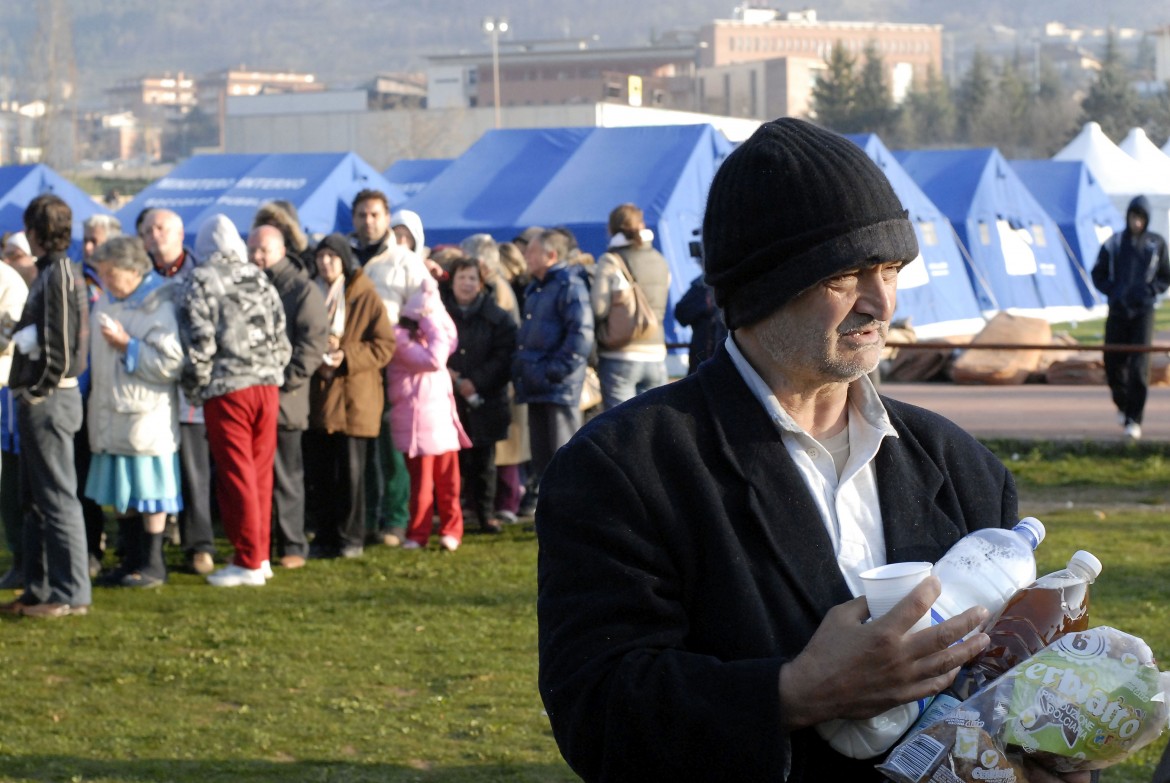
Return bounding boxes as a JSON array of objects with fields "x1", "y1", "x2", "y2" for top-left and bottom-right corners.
[
  {"x1": 694, "y1": 344, "x2": 956, "y2": 612},
  {"x1": 696, "y1": 345, "x2": 852, "y2": 612}
]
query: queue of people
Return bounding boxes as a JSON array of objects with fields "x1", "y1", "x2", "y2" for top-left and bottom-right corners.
[{"x1": 0, "y1": 190, "x2": 676, "y2": 616}]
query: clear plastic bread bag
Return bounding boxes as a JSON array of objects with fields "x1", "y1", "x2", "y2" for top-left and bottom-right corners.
[{"x1": 877, "y1": 625, "x2": 1170, "y2": 783}]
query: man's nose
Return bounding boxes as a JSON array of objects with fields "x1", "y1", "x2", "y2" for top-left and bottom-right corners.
[{"x1": 856, "y1": 269, "x2": 896, "y2": 321}]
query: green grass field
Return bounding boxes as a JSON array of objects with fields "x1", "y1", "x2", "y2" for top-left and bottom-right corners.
[{"x1": 0, "y1": 443, "x2": 1167, "y2": 782}]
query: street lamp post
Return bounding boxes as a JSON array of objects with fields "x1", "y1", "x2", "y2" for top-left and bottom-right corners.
[{"x1": 483, "y1": 16, "x2": 509, "y2": 129}]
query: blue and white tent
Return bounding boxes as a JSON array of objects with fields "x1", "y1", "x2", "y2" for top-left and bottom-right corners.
[
  {"x1": 403, "y1": 124, "x2": 733, "y2": 346},
  {"x1": 117, "y1": 152, "x2": 406, "y2": 246},
  {"x1": 847, "y1": 134, "x2": 988, "y2": 338},
  {"x1": 895, "y1": 147, "x2": 1098, "y2": 322},
  {"x1": 0, "y1": 164, "x2": 114, "y2": 258},
  {"x1": 1010, "y1": 159, "x2": 1118, "y2": 308},
  {"x1": 384, "y1": 158, "x2": 452, "y2": 200}
]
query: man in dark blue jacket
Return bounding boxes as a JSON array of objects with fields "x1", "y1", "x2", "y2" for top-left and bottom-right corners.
[
  {"x1": 1091, "y1": 195, "x2": 1170, "y2": 441},
  {"x1": 511, "y1": 229, "x2": 593, "y2": 513}
]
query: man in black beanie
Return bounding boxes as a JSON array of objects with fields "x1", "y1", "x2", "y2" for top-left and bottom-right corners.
[{"x1": 536, "y1": 119, "x2": 1085, "y2": 783}]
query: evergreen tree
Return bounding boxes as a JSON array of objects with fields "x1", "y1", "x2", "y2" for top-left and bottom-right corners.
[
  {"x1": 987, "y1": 54, "x2": 1032, "y2": 156},
  {"x1": 811, "y1": 41, "x2": 857, "y2": 132},
  {"x1": 1081, "y1": 29, "x2": 1139, "y2": 140},
  {"x1": 1032, "y1": 58, "x2": 1082, "y2": 156},
  {"x1": 1145, "y1": 91, "x2": 1170, "y2": 151},
  {"x1": 854, "y1": 41, "x2": 896, "y2": 135},
  {"x1": 894, "y1": 65, "x2": 955, "y2": 148},
  {"x1": 955, "y1": 48, "x2": 995, "y2": 145}
]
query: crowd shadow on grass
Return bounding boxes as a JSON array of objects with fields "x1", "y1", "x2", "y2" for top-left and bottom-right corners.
[{"x1": 0, "y1": 757, "x2": 579, "y2": 783}]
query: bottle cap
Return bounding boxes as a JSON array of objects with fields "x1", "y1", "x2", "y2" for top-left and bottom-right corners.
[
  {"x1": 1068, "y1": 550, "x2": 1103, "y2": 581},
  {"x1": 1013, "y1": 517, "x2": 1046, "y2": 550}
]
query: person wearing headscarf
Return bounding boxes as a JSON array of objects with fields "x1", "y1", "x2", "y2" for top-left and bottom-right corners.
[{"x1": 304, "y1": 234, "x2": 395, "y2": 559}]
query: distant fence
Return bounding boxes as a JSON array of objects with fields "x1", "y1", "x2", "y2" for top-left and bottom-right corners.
[
  {"x1": 892, "y1": 343, "x2": 1170, "y2": 353},
  {"x1": 665, "y1": 342, "x2": 1170, "y2": 353}
]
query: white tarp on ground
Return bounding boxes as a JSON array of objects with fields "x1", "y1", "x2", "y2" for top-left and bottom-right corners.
[{"x1": 1055, "y1": 122, "x2": 1170, "y2": 241}]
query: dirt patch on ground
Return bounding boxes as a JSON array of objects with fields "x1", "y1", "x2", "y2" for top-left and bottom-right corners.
[{"x1": 1019, "y1": 485, "x2": 1170, "y2": 514}]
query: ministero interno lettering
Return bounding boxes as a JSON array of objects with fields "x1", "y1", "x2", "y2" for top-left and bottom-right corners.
[
  {"x1": 1018, "y1": 662, "x2": 1143, "y2": 739},
  {"x1": 155, "y1": 177, "x2": 309, "y2": 190}
]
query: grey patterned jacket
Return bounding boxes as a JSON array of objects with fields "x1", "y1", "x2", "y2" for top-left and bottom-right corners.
[{"x1": 178, "y1": 215, "x2": 291, "y2": 406}]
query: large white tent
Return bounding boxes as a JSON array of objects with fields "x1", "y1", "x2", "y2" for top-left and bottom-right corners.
[
  {"x1": 1054, "y1": 122, "x2": 1170, "y2": 240},
  {"x1": 1119, "y1": 128, "x2": 1170, "y2": 183}
]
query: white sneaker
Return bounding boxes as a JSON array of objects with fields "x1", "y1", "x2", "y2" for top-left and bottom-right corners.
[
  {"x1": 206, "y1": 564, "x2": 267, "y2": 587},
  {"x1": 260, "y1": 560, "x2": 274, "y2": 580},
  {"x1": 439, "y1": 535, "x2": 460, "y2": 552},
  {"x1": 1124, "y1": 421, "x2": 1142, "y2": 441},
  {"x1": 401, "y1": 540, "x2": 422, "y2": 550}
]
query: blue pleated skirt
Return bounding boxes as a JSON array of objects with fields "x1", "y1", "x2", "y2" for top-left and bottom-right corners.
[{"x1": 85, "y1": 452, "x2": 184, "y2": 514}]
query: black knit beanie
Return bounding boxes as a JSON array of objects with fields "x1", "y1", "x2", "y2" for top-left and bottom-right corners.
[
  {"x1": 315, "y1": 232, "x2": 360, "y2": 279},
  {"x1": 702, "y1": 118, "x2": 918, "y2": 330}
]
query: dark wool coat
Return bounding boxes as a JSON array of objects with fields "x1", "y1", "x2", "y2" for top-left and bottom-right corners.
[
  {"x1": 442, "y1": 288, "x2": 517, "y2": 446},
  {"x1": 537, "y1": 345, "x2": 1017, "y2": 782},
  {"x1": 309, "y1": 269, "x2": 395, "y2": 438},
  {"x1": 267, "y1": 257, "x2": 328, "y2": 431}
]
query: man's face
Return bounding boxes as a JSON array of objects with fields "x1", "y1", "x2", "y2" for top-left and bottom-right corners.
[
  {"x1": 247, "y1": 227, "x2": 285, "y2": 270},
  {"x1": 83, "y1": 225, "x2": 108, "y2": 263},
  {"x1": 752, "y1": 261, "x2": 901, "y2": 387},
  {"x1": 353, "y1": 198, "x2": 390, "y2": 247},
  {"x1": 524, "y1": 239, "x2": 555, "y2": 281},
  {"x1": 1128, "y1": 211, "x2": 1147, "y2": 235},
  {"x1": 143, "y1": 211, "x2": 184, "y2": 263}
]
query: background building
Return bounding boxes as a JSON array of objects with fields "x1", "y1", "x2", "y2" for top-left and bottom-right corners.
[
  {"x1": 698, "y1": 8, "x2": 943, "y2": 104},
  {"x1": 426, "y1": 40, "x2": 699, "y2": 112}
]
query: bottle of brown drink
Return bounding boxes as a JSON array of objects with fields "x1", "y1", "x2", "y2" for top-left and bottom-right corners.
[{"x1": 963, "y1": 549, "x2": 1103, "y2": 696}]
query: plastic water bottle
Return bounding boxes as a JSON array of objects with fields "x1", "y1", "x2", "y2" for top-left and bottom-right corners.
[
  {"x1": 929, "y1": 517, "x2": 1046, "y2": 626},
  {"x1": 816, "y1": 518, "x2": 1046, "y2": 758}
]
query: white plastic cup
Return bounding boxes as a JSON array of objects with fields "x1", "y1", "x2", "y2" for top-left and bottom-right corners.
[{"x1": 859, "y1": 561, "x2": 933, "y2": 629}]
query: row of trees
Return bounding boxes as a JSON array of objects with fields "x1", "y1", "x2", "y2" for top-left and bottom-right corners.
[{"x1": 811, "y1": 33, "x2": 1170, "y2": 158}]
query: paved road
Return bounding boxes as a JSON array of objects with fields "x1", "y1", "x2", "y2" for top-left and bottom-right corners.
[{"x1": 881, "y1": 383, "x2": 1170, "y2": 443}]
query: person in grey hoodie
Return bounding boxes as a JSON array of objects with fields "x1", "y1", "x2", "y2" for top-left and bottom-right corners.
[
  {"x1": 1091, "y1": 195, "x2": 1170, "y2": 441},
  {"x1": 179, "y1": 215, "x2": 291, "y2": 587}
]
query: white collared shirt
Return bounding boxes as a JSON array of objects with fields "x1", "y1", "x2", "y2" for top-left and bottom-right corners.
[{"x1": 725, "y1": 336, "x2": 900, "y2": 596}]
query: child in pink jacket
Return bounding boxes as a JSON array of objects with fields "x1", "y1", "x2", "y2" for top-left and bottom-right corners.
[{"x1": 387, "y1": 278, "x2": 471, "y2": 551}]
